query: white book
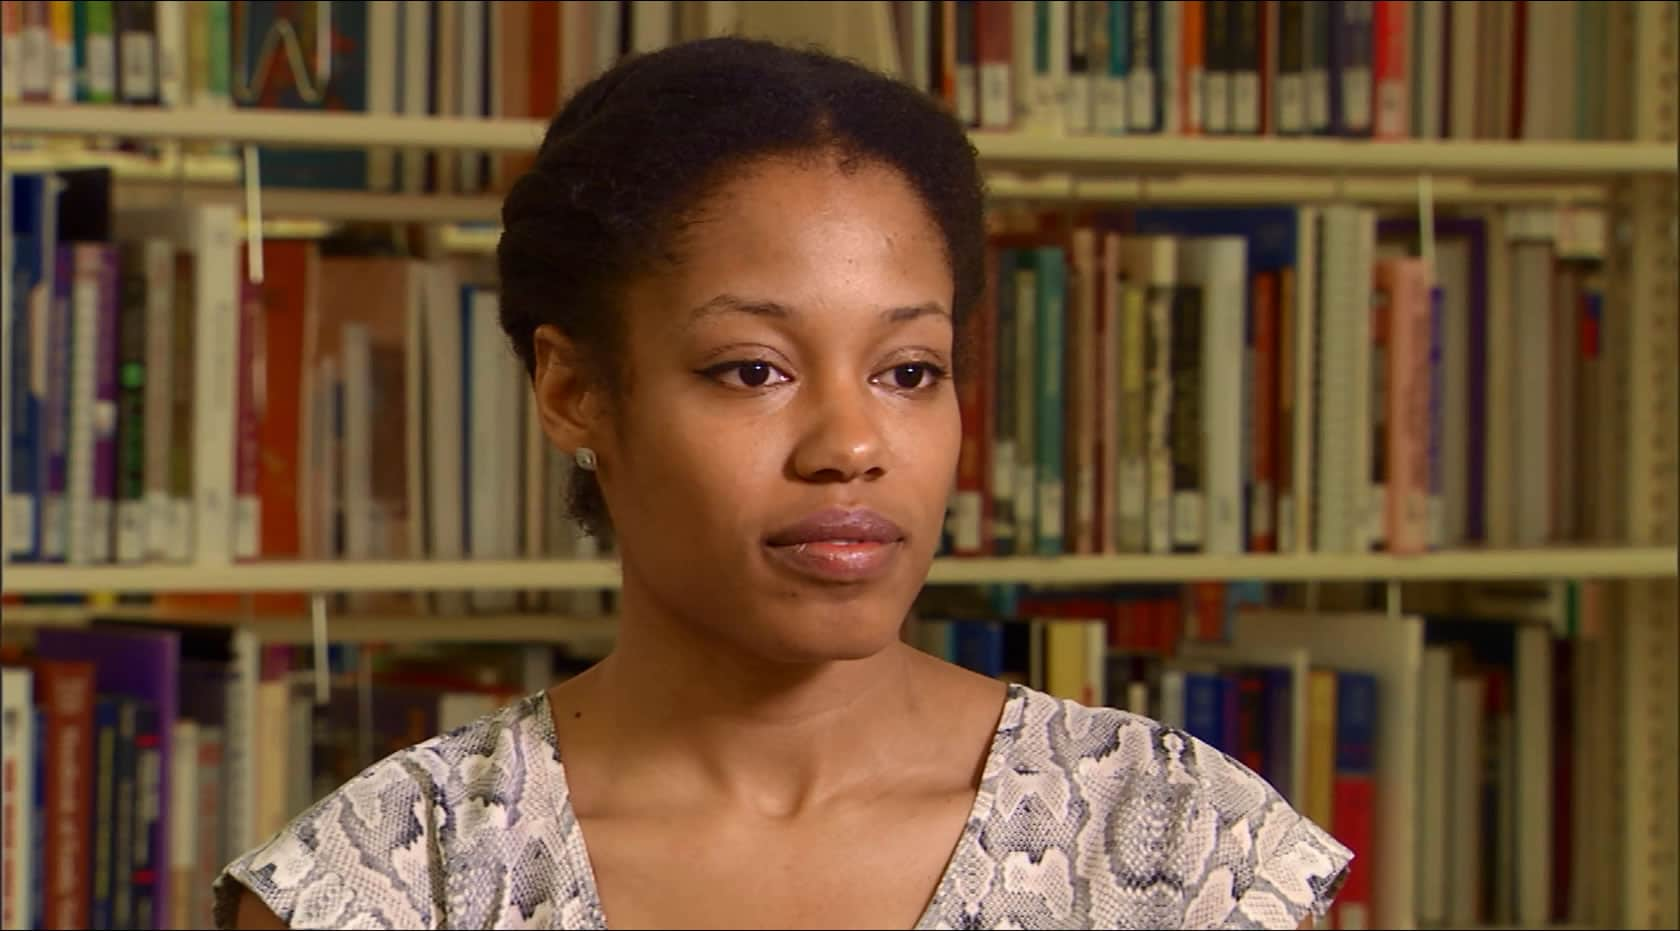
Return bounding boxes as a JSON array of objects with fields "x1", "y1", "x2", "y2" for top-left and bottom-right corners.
[
  {"x1": 1509, "y1": 212, "x2": 1554, "y2": 547},
  {"x1": 469, "y1": 288, "x2": 519, "y2": 612},
  {"x1": 1411, "y1": 0, "x2": 1444, "y2": 139},
  {"x1": 423, "y1": 264, "x2": 467, "y2": 616},
  {"x1": 189, "y1": 204, "x2": 240, "y2": 565},
  {"x1": 168, "y1": 720, "x2": 200, "y2": 930},
  {"x1": 154, "y1": 1, "x2": 186, "y2": 109},
  {"x1": 1446, "y1": 1, "x2": 1479, "y2": 139},
  {"x1": 366, "y1": 0, "x2": 400, "y2": 192},
  {"x1": 66, "y1": 245, "x2": 103, "y2": 565},
  {"x1": 1416, "y1": 645, "x2": 1454, "y2": 926},
  {"x1": 1513, "y1": 623, "x2": 1554, "y2": 926},
  {"x1": 342, "y1": 324, "x2": 373, "y2": 562},
  {"x1": 1314, "y1": 205, "x2": 1375, "y2": 553},
  {"x1": 458, "y1": 0, "x2": 487, "y2": 192},
  {"x1": 402, "y1": 0, "x2": 433, "y2": 193},
  {"x1": 1447, "y1": 673, "x2": 1486, "y2": 925},
  {"x1": 1232, "y1": 609, "x2": 1423, "y2": 931},
  {"x1": 222, "y1": 628, "x2": 261, "y2": 860},
  {"x1": 632, "y1": 1, "x2": 674, "y2": 53},
  {"x1": 1, "y1": 667, "x2": 34, "y2": 931},
  {"x1": 1181, "y1": 237, "x2": 1247, "y2": 556}
]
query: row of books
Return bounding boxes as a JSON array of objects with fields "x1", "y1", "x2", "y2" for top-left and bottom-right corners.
[
  {"x1": 2, "y1": 164, "x2": 1614, "y2": 575},
  {"x1": 906, "y1": 577, "x2": 1616, "y2": 929},
  {"x1": 1, "y1": 1, "x2": 1640, "y2": 195},
  {"x1": 900, "y1": 0, "x2": 1620, "y2": 142},
  {"x1": 0, "y1": 624, "x2": 592, "y2": 931},
  {"x1": 939, "y1": 200, "x2": 1608, "y2": 559}
]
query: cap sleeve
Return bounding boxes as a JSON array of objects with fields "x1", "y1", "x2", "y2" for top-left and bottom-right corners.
[{"x1": 212, "y1": 751, "x2": 446, "y2": 930}]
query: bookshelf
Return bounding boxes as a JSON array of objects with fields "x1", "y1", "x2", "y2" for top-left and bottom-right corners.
[
  {"x1": 2, "y1": 2, "x2": 1674, "y2": 930},
  {"x1": 1, "y1": 547, "x2": 1674, "y2": 596}
]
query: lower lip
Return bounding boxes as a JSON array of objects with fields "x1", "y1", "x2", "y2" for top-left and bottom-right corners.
[{"x1": 763, "y1": 540, "x2": 901, "y2": 583}]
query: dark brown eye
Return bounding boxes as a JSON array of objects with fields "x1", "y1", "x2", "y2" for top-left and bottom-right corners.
[
  {"x1": 738, "y1": 362, "x2": 773, "y2": 387},
  {"x1": 891, "y1": 364, "x2": 940, "y2": 389}
]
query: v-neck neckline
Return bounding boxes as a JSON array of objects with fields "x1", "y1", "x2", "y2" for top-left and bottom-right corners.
[{"x1": 531, "y1": 682, "x2": 1027, "y2": 930}]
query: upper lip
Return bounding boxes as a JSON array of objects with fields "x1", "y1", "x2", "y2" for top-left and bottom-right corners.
[{"x1": 765, "y1": 507, "x2": 906, "y2": 546}]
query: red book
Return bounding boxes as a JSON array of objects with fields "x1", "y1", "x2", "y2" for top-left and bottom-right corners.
[
  {"x1": 253, "y1": 239, "x2": 317, "y2": 613},
  {"x1": 31, "y1": 659, "x2": 95, "y2": 931},
  {"x1": 1249, "y1": 271, "x2": 1279, "y2": 552},
  {"x1": 1373, "y1": 0, "x2": 1410, "y2": 138}
]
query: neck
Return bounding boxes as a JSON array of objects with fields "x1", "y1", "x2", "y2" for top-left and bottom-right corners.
[{"x1": 577, "y1": 570, "x2": 928, "y2": 817}]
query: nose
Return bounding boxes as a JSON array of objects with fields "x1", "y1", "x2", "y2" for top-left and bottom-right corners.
[{"x1": 789, "y1": 376, "x2": 888, "y2": 483}]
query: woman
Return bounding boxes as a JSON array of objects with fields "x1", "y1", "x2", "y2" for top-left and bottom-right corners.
[{"x1": 216, "y1": 36, "x2": 1350, "y2": 930}]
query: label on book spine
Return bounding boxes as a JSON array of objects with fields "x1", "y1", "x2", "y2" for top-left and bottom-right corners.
[
  {"x1": 1076, "y1": 466, "x2": 1095, "y2": 546},
  {"x1": 1342, "y1": 66, "x2": 1372, "y2": 130},
  {"x1": 1278, "y1": 74, "x2": 1305, "y2": 132},
  {"x1": 1128, "y1": 71, "x2": 1155, "y2": 130},
  {"x1": 168, "y1": 499, "x2": 191, "y2": 562},
  {"x1": 1279, "y1": 492, "x2": 1296, "y2": 552},
  {"x1": 87, "y1": 35, "x2": 116, "y2": 99},
  {"x1": 980, "y1": 62, "x2": 1012, "y2": 128},
  {"x1": 19, "y1": 22, "x2": 49, "y2": 97},
  {"x1": 953, "y1": 491, "x2": 982, "y2": 553},
  {"x1": 88, "y1": 500, "x2": 112, "y2": 564},
  {"x1": 1119, "y1": 460, "x2": 1147, "y2": 549},
  {"x1": 1205, "y1": 75, "x2": 1231, "y2": 132},
  {"x1": 234, "y1": 497, "x2": 259, "y2": 560},
  {"x1": 1066, "y1": 76, "x2": 1092, "y2": 134},
  {"x1": 1038, "y1": 479, "x2": 1064, "y2": 541},
  {"x1": 992, "y1": 440, "x2": 1017, "y2": 504},
  {"x1": 145, "y1": 491, "x2": 170, "y2": 558},
  {"x1": 1188, "y1": 69, "x2": 1206, "y2": 134},
  {"x1": 956, "y1": 65, "x2": 979, "y2": 126},
  {"x1": 1096, "y1": 75, "x2": 1128, "y2": 133},
  {"x1": 116, "y1": 500, "x2": 146, "y2": 563},
  {"x1": 1232, "y1": 73, "x2": 1260, "y2": 133},
  {"x1": 1148, "y1": 458, "x2": 1173, "y2": 553},
  {"x1": 7, "y1": 496, "x2": 33, "y2": 556},
  {"x1": 1306, "y1": 68, "x2": 1330, "y2": 129},
  {"x1": 1376, "y1": 80, "x2": 1405, "y2": 136},
  {"x1": 1172, "y1": 491, "x2": 1204, "y2": 548},
  {"x1": 119, "y1": 32, "x2": 156, "y2": 100},
  {"x1": 41, "y1": 496, "x2": 65, "y2": 560},
  {"x1": 1250, "y1": 483, "x2": 1275, "y2": 536}
]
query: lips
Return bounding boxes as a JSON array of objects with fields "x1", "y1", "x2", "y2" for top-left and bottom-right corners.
[{"x1": 763, "y1": 507, "x2": 906, "y2": 583}]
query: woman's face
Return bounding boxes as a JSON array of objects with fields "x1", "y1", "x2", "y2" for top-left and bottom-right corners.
[{"x1": 570, "y1": 154, "x2": 961, "y2": 664}]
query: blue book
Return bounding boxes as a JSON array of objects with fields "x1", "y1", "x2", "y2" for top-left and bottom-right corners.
[
  {"x1": 951, "y1": 620, "x2": 1007, "y2": 678},
  {"x1": 89, "y1": 697, "x2": 119, "y2": 931},
  {"x1": 1183, "y1": 670, "x2": 1230, "y2": 753},
  {"x1": 1334, "y1": 670, "x2": 1378, "y2": 775},
  {"x1": 8, "y1": 172, "x2": 51, "y2": 561},
  {"x1": 1033, "y1": 246, "x2": 1066, "y2": 556},
  {"x1": 237, "y1": 1, "x2": 371, "y2": 189}
]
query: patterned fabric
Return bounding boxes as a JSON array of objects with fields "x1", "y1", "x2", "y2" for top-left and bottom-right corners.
[{"x1": 214, "y1": 684, "x2": 1352, "y2": 930}]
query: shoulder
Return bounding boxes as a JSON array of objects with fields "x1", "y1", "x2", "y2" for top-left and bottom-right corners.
[
  {"x1": 973, "y1": 686, "x2": 1352, "y2": 929},
  {"x1": 212, "y1": 692, "x2": 571, "y2": 931}
]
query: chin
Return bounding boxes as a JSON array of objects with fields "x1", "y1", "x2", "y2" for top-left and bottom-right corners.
[{"x1": 750, "y1": 586, "x2": 919, "y2": 665}]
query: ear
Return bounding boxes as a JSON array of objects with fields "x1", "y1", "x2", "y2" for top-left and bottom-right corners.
[{"x1": 531, "y1": 323, "x2": 606, "y2": 458}]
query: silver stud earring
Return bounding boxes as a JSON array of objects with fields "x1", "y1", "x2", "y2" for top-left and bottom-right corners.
[{"x1": 574, "y1": 447, "x2": 597, "y2": 472}]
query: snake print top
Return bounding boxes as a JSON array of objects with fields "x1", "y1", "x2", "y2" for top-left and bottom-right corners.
[{"x1": 214, "y1": 683, "x2": 1352, "y2": 930}]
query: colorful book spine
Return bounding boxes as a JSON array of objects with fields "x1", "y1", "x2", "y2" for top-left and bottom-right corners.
[
  {"x1": 1331, "y1": 670, "x2": 1378, "y2": 930},
  {"x1": 116, "y1": 245, "x2": 149, "y2": 563},
  {"x1": 1034, "y1": 245, "x2": 1066, "y2": 556}
]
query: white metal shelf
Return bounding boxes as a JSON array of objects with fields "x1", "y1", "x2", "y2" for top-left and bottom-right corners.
[
  {"x1": 0, "y1": 605, "x2": 617, "y2": 644},
  {"x1": 5, "y1": 104, "x2": 1676, "y2": 177},
  {"x1": 0, "y1": 547, "x2": 1671, "y2": 594}
]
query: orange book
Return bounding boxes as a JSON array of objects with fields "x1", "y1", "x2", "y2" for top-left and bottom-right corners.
[
  {"x1": 1379, "y1": 257, "x2": 1432, "y2": 554},
  {"x1": 1179, "y1": 0, "x2": 1206, "y2": 134}
]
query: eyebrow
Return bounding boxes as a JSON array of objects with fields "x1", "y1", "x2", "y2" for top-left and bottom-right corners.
[{"x1": 686, "y1": 294, "x2": 951, "y2": 327}]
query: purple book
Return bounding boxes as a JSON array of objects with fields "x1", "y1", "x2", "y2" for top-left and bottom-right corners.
[
  {"x1": 42, "y1": 247, "x2": 73, "y2": 563},
  {"x1": 33, "y1": 625, "x2": 179, "y2": 929},
  {"x1": 91, "y1": 244, "x2": 121, "y2": 563}
]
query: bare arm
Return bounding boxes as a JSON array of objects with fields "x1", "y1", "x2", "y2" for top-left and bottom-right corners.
[{"x1": 230, "y1": 885, "x2": 289, "y2": 930}]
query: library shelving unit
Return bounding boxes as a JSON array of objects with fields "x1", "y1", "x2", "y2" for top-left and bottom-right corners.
[{"x1": 2, "y1": 8, "x2": 1676, "y2": 930}]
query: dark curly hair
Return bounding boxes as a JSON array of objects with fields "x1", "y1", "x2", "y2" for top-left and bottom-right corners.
[{"x1": 497, "y1": 35, "x2": 988, "y2": 538}]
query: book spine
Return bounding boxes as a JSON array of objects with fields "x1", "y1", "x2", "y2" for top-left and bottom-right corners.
[
  {"x1": 1231, "y1": 0, "x2": 1263, "y2": 133},
  {"x1": 90, "y1": 698, "x2": 117, "y2": 931},
  {"x1": 1331, "y1": 671, "x2": 1378, "y2": 930},
  {"x1": 111, "y1": 698, "x2": 137, "y2": 931},
  {"x1": 65, "y1": 245, "x2": 100, "y2": 566},
  {"x1": 17, "y1": 1, "x2": 50, "y2": 101},
  {"x1": 1338, "y1": 0, "x2": 1374, "y2": 136},
  {"x1": 1119, "y1": 270, "x2": 1149, "y2": 553},
  {"x1": 1372, "y1": 0, "x2": 1409, "y2": 138},
  {"x1": 81, "y1": 0, "x2": 118, "y2": 104},
  {"x1": 167, "y1": 249, "x2": 194, "y2": 561},
  {"x1": 1204, "y1": 0, "x2": 1230, "y2": 132},
  {"x1": 7, "y1": 178, "x2": 42, "y2": 561},
  {"x1": 191, "y1": 204, "x2": 239, "y2": 564},
  {"x1": 234, "y1": 277, "x2": 261, "y2": 560},
  {"x1": 991, "y1": 246, "x2": 1018, "y2": 553},
  {"x1": 1034, "y1": 246, "x2": 1066, "y2": 556},
  {"x1": 1068, "y1": 228, "x2": 1098, "y2": 554},
  {"x1": 0, "y1": 668, "x2": 33, "y2": 931},
  {"x1": 1064, "y1": 0, "x2": 1092, "y2": 132},
  {"x1": 114, "y1": 0, "x2": 158, "y2": 104},
  {"x1": 91, "y1": 244, "x2": 120, "y2": 565},
  {"x1": 1386, "y1": 258, "x2": 1432, "y2": 554},
  {"x1": 46, "y1": 0, "x2": 71, "y2": 102},
  {"x1": 116, "y1": 245, "x2": 149, "y2": 563},
  {"x1": 956, "y1": 0, "x2": 980, "y2": 127},
  {"x1": 1169, "y1": 282, "x2": 1204, "y2": 553},
  {"x1": 39, "y1": 662, "x2": 94, "y2": 930},
  {"x1": 1144, "y1": 253, "x2": 1175, "y2": 555},
  {"x1": 1126, "y1": 0, "x2": 1157, "y2": 131},
  {"x1": 142, "y1": 238, "x2": 174, "y2": 560},
  {"x1": 1305, "y1": 0, "x2": 1332, "y2": 133},
  {"x1": 1012, "y1": 258, "x2": 1038, "y2": 553},
  {"x1": 1097, "y1": 0, "x2": 1130, "y2": 134},
  {"x1": 1277, "y1": 0, "x2": 1307, "y2": 132},
  {"x1": 1, "y1": 2, "x2": 17, "y2": 102},
  {"x1": 1250, "y1": 271, "x2": 1280, "y2": 553},
  {"x1": 132, "y1": 703, "x2": 163, "y2": 929},
  {"x1": 1178, "y1": 0, "x2": 1203, "y2": 134},
  {"x1": 977, "y1": 0, "x2": 1015, "y2": 129},
  {"x1": 42, "y1": 247, "x2": 72, "y2": 563}
]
